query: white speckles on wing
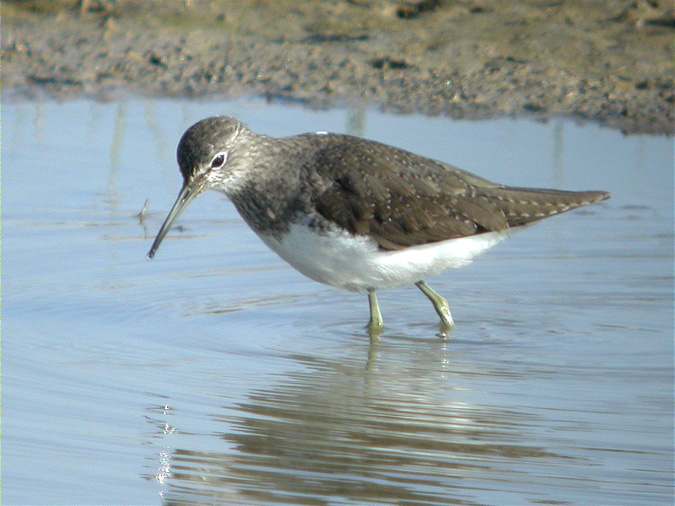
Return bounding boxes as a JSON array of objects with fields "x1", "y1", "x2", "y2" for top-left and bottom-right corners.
[{"x1": 259, "y1": 220, "x2": 509, "y2": 292}]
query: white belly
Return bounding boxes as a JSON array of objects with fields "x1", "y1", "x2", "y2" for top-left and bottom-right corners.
[{"x1": 259, "y1": 222, "x2": 509, "y2": 292}]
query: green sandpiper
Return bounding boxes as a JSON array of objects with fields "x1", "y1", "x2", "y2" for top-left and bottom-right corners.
[{"x1": 148, "y1": 117, "x2": 609, "y2": 336}]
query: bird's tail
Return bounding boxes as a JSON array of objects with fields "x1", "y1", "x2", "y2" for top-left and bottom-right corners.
[{"x1": 480, "y1": 187, "x2": 610, "y2": 227}]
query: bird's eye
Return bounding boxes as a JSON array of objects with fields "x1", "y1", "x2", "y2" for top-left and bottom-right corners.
[{"x1": 211, "y1": 152, "x2": 227, "y2": 168}]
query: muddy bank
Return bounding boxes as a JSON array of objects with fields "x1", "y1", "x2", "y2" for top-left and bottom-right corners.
[{"x1": 2, "y1": 0, "x2": 673, "y2": 134}]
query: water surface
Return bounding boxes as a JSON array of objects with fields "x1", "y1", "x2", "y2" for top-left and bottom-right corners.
[{"x1": 3, "y1": 99, "x2": 673, "y2": 505}]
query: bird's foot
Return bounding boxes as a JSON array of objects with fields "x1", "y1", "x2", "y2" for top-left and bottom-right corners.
[
  {"x1": 415, "y1": 280, "x2": 455, "y2": 338},
  {"x1": 436, "y1": 302, "x2": 455, "y2": 331},
  {"x1": 367, "y1": 319, "x2": 384, "y2": 340},
  {"x1": 437, "y1": 320, "x2": 454, "y2": 339}
]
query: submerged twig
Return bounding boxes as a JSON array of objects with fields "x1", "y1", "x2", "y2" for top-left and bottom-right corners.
[{"x1": 136, "y1": 198, "x2": 150, "y2": 223}]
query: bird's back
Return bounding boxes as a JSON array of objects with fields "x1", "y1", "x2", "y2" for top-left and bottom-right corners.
[{"x1": 293, "y1": 133, "x2": 609, "y2": 250}]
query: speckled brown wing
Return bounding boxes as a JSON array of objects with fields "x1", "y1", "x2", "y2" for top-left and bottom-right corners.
[
  {"x1": 308, "y1": 135, "x2": 609, "y2": 251},
  {"x1": 308, "y1": 135, "x2": 503, "y2": 250}
]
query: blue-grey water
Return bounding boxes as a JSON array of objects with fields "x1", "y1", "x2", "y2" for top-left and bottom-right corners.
[{"x1": 3, "y1": 98, "x2": 673, "y2": 505}]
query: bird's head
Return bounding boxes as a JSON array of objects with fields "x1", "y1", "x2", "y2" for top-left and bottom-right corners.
[{"x1": 147, "y1": 116, "x2": 245, "y2": 259}]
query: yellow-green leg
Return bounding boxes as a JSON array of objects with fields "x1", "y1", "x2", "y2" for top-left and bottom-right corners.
[
  {"x1": 367, "y1": 289, "x2": 384, "y2": 337},
  {"x1": 415, "y1": 280, "x2": 454, "y2": 330}
]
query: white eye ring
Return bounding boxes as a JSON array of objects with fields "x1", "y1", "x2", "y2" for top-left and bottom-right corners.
[{"x1": 210, "y1": 151, "x2": 228, "y2": 169}]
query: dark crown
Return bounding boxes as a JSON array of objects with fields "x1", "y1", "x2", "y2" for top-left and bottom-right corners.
[{"x1": 176, "y1": 116, "x2": 241, "y2": 182}]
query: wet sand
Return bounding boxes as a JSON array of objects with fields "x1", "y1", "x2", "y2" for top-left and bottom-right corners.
[{"x1": 2, "y1": 1, "x2": 674, "y2": 134}]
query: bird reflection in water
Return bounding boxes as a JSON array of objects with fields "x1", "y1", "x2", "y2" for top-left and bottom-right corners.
[{"x1": 142, "y1": 340, "x2": 565, "y2": 505}]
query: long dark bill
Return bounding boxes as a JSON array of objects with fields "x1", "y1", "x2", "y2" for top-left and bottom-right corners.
[{"x1": 147, "y1": 183, "x2": 198, "y2": 259}]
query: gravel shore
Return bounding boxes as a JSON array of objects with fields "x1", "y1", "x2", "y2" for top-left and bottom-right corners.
[{"x1": 3, "y1": 0, "x2": 673, "y2": 134}]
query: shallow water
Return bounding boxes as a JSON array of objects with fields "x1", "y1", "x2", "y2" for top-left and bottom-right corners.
[{"x1": 3, "y1": 98, "x2": 673, "y2": 505}]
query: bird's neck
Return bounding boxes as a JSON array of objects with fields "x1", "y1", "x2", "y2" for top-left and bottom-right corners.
[{"x1": 224, "y1": 135, "x2": 308, "y2": 236}]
